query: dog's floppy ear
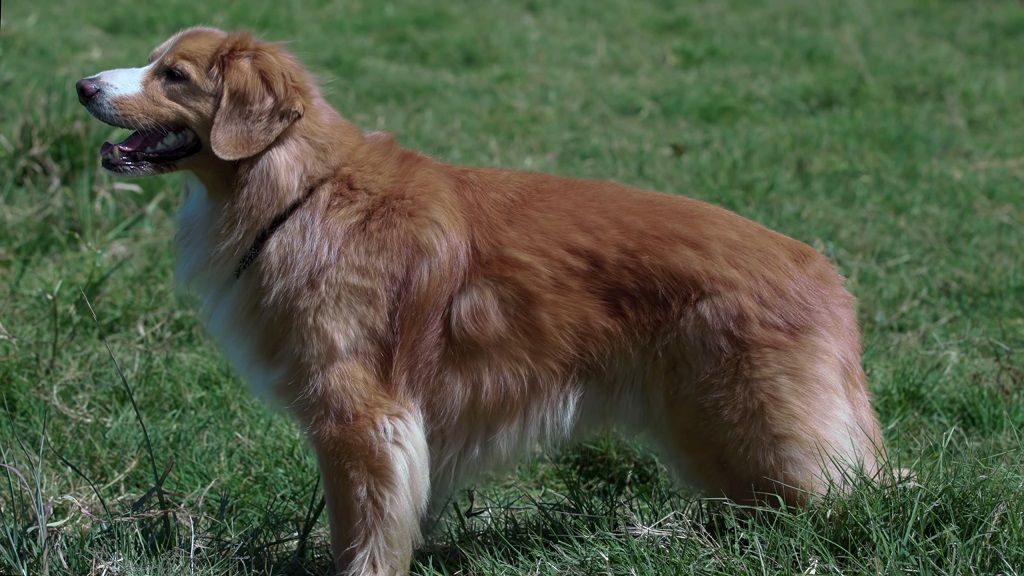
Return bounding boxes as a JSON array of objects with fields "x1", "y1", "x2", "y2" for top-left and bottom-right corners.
[{"x1": 211, "y1": 35, "x2": 305, "y2": 161}]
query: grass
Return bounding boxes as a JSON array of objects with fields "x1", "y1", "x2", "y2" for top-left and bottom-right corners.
[{"x1": 2, "y1": 0, "x2": 1023, "y2": 573}]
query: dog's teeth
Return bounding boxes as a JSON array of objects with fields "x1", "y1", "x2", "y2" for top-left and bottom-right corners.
[
  {"x1": 155, "y1": 132, "x2": 181, "y2": 151},
  {"x1": 111, "y1": 147, "x2": 122, "y2": 159}
]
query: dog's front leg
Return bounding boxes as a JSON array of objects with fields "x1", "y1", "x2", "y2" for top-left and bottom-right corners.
[{"x1": 309, "y1": 399, "x2": 430, "y2": 576}]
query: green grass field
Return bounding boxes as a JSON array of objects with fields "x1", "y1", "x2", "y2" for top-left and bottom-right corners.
[{"x1": 2, "y1": 0, "x2": 1023, "y2": 574}]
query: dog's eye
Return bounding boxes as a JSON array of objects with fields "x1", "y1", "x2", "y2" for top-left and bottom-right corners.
[{"x1": 164, "y1": 67, "x2": 188, "y2": 82}]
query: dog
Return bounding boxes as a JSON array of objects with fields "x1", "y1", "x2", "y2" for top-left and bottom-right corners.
[{"x1": 77, "y1": 26, "x2": 886, "y2": 576}]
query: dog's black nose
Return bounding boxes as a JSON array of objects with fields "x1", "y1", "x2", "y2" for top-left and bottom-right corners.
[{"x1": 76, "y1": 78, "x2": 99, "y2": 105}]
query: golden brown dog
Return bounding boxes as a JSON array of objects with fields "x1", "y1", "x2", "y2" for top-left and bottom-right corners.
[{"x1": 77, "y1": 26, "x2": 885, "y2": 576}]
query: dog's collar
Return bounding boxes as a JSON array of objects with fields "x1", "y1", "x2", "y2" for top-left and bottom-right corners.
[{"x1": 234, "y1": 186, "x2": 317, "y2": 280}]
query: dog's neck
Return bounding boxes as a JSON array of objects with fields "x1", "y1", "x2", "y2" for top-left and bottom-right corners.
[
  {"x1": 232, "y1": 183, "x2": 318, "y2": 279},
  {"x1": 183, "y1": 103, "x2": 370, "y2": 279}
]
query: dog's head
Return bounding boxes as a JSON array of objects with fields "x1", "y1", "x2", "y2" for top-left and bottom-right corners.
[{"x1": 76, "y1": 27, "x2": 307, "y2": 176}]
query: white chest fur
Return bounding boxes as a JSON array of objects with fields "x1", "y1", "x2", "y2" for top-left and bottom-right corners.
[{"x1": 175, "y1": 173, "x2": 287, "y2": 401}]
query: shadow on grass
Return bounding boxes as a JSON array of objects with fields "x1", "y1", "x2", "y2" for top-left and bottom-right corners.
[{"x1": 411, "y1": 438, "x2": 715, "y2": 576}]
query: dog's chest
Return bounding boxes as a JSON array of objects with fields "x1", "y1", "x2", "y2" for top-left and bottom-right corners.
[{"x1": 175, "y1": 174, "x2": 288, "y2": 401}]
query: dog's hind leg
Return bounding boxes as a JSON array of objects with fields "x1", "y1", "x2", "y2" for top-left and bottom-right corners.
[{"x1": 652, "y1": 337, "x2": 882, "y2": 506}]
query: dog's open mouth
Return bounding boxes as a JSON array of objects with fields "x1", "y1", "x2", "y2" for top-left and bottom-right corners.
[{"x1": 100, "y1": 126, "x2": 201, "y2": 175}]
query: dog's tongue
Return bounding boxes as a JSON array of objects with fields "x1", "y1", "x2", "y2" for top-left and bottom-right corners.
[
  {"x1": 118, "y1": 130, "x2": 157, "y2": 152},
  {"x1": 103, "y1": 129, "x2": 167, "y2": 154},
  {"x1": 101, "y1": 127, "x2": 193, "y2": 161}
]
